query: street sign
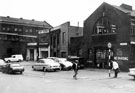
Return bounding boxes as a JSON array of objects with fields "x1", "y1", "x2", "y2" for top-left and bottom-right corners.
[{"x1": 107, "y1": 42, "x2": 112, "y2": 48}]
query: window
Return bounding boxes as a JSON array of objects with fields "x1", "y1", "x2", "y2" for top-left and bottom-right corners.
[
  {"x1": 93, "y1": 17, "x2": 116, "y2": 35},
  {"x1": 130, "y1": 22, "x2": 135, "y2": 35},
  {"x1": 7, "y1": 27, "x2": 10, "y2": 31},
  {"x1": 62, "y1": 32, "x2": 66, "y2": 44},
  {"x1": 25, "y1": 29, "x2": 28, "y2": 32},
  {"x1": 29, "y1": 29, "x2": 32, "y2": 32},
  {"x1": 111, "y1": 25, "x2": 116, "y2": 33},
  {"x1": 14, "y1": 28, "x2": 17, "y2": 31},
  {"x1": 2, "y1": 27, "x2": 5, "y2": 31},
  {"x1": 19, "y1": 29, "x2": 22, "y2": 32}
]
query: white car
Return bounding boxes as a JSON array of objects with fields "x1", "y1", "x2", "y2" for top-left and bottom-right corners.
[
  {"x1": 48, "y1": 57, "x2": 73, "y2": 70},
  {"x1": 56, "y1": 58, "x2": 73, "y2": 70},
  {"x1": 32, "y1": 58, "x2": 61, "y2": 71},
  {"x1": 128, "y1": 68, "x2": 135, "y2": 79},
  {"x1": 0, "y1": 59, "x2": 6, "y2": 70},
  {"x1": 4, "y1": 54, "x2": 23, "y2": 62}
]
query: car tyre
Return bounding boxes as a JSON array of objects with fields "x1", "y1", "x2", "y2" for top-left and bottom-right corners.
[
  {"x1": 7, "y1": 60, "x2": 11, "y2": 63},
  {"x1": 43, "y1": 67, "x2": 46, "y2": 72},
  {"x1": 18, "y1": 60, "x2": 21, "y2": 62},
  {"x1": 20, "y1": 71, "x2": 23, "y2": 74}
]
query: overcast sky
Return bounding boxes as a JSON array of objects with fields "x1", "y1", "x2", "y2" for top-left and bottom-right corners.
[{"x1": 0, "y1": 0, "x2": 134, "y2": 27}]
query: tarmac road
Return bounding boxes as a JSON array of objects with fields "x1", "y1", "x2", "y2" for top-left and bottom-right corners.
[{"x1": 0, "y1": 61, "x2": 135, "y2": 93}]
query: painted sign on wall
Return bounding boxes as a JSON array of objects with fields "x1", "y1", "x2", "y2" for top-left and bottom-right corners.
[{"x1": 114, "y1": 56, "x2": 128, "y2": 61}]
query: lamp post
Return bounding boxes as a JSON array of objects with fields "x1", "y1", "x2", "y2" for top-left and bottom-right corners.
[{"x1": 107, "y1": 42, "x2": 112, "y2": 77}]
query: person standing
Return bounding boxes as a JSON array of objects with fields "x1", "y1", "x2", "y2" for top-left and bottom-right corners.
[
  {"x1": 72, "y1": 60, "x2": 79, "y2": 80},
  {"x1": 111, "y1": 60, "x2": 120, "y2": 78}
]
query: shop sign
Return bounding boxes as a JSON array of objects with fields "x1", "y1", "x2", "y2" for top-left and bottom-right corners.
[
  {"x1": 114, "y1": 56, "x2": 128, "y2": 61},
  {"x1": 131, "y1": 41, "x2": 135, "y2": 44},
  {"x1": 27, "y1": 43, "x2": 37, "y2": 46},
  {"x1": 120, "y1": 43, "x2": 127, "y2": 46}
]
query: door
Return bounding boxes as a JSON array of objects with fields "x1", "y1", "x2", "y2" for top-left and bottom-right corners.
[
  {"x1": 30, "y1": 49, "x2": 34, "y2": 61},
  {"x1": 41, "y1": 51, "x2": 48, "y2": 58}
]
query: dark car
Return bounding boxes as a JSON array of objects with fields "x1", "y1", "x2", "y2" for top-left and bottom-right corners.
[
  {"x1": 2, "y1": 63, "x2": 24, "y2": 74},
  {"x1": 67, "y1": 56, "x2": 85, "y2": 69}
]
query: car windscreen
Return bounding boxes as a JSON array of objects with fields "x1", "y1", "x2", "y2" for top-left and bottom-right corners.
[
  {"x1": 38, "y1": 60, "x2": 45, "y2": 63},
  {"x1": 45, "y1": 59, "x2": 56, "y2": 63},
  {"x1": 58, "y1": 58, "x2": 67, "y2": 62}
]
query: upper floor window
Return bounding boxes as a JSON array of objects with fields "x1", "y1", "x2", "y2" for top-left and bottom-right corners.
[
  {"x1": 2, "y1": 27, "x2": 5, "y2": 31},
  {"x1": 62, "y1": 32, "x2": 66, "y2": 44},
  {"x1": 14, "y1": 28, "x2": 17, "y2": 31},
  {"x1": 93, "y1": 17, "x2": 116, "y2": 35},
  {"x1": 130, "y1": 21, "x2": 135, "y2": 35},
  {"x1": 29, "y1": 29, "x2": 32, "y2": 32}
]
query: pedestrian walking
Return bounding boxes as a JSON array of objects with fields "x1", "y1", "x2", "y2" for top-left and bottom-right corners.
[
  {"x1": 72, "y1": 60, "x2": 79, "y2": 80},
  {"x1": 111, "y1": 60, "x2": 120, "y2": 78}
]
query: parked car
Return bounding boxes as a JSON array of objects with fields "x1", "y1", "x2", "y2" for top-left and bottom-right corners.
[
  {"x1": 2, "y1": 63, "x2": 24, "y2": 74},
  {"x1": 32, "y1": 58, "x2": 61, "y2": 72},
  {"x1": 0, "y1": 59, "x2": 6, "y2": 71},
  {"x1": 4, "y1": 54, "x2": 23, "y2": 62},
  {"x1": 48, "y1": 57, "x2": 73, "y2": 70},
  {"x1": 128, "y1": 68, "x2": 135, "y2": 79},
  {"x1": 67, "y1": 56, "x2": 85, "y2": 69}
]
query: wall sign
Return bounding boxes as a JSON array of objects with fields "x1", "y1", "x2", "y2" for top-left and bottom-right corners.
[
  {"x1": 120, "y1": 43, "x2": 127, "y2": 46},
  {"x1": 114, "y1": 56, "x2": 128, "y2": 61}
]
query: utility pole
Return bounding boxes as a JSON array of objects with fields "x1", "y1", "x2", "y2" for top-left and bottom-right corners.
[{"x1": 107, "y1": 42, "x2": 112, "y2": 77}]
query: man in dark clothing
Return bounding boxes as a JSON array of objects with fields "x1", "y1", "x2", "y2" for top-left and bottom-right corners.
[{"x1": 72, "y1": 60, "x2": 79, "y2": 80}]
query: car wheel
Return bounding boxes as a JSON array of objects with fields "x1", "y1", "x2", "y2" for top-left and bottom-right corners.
[
  {"x1": 7, "y1": 60, "x2": 11, "y2": 63},
  {"x1": 18, "y1": 60, "x2": 21, "y2": 62},
  {"x1": 43, "y1": 67, "x2": 46, "y2": 72},
  {"x1": 8, "y1": 70, "x2": 12, "y2": 74},
  {"x1": 2, "y1": 69, "x2": 5, "y2": 73},
  {"x1": 20, "y1": 71, "x2": 23, "y2": 74},
  {"x1": 32, "y1": 66, "x2": 36, "y2": 71}
]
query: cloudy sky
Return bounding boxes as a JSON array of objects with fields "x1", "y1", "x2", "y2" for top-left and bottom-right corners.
[{"x1": 0, "y1": 0, "x2": 134, "y2": 27}]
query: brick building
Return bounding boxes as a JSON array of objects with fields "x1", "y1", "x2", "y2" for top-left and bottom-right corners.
[
  {"x1": 0, "y1": 16, "x2": 52, "y2": 60},
  {"x1": 50, "y1": 22, "x2": 83, "y2": 58},
  {"x1": 83, "y1": 2, "x2": 135, "y2": 71}
]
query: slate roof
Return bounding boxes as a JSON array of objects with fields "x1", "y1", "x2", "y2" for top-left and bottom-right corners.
[
  {"x1": 0, "y1": 16, "x2": 53, "y2": 28},
  {"x1": 112, "y1": 5, "x2": 135, "y2": 17}
]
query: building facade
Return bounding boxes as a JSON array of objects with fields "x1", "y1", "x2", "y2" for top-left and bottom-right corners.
[
  {"x1": 50, "y1": 22, "x2": 83, "y2": 58},
  {"x1": 83, "y1": 2, "x2": 135, "y2": 71},
  {"x1": 0, "y1": 16, "x2": 52, "y2": 61}
]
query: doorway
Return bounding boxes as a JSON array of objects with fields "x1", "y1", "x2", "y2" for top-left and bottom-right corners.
[
  {"x1": 94, "y1": 47, "x2": 113, "y2": 68},
  {"x1": 30, "y1": 49, "x2": 34, "y2": 60}
]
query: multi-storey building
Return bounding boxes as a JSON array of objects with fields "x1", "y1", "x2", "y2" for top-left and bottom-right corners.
[
  {"x1": 83, "y1": 2, "x2": 135, "y2": 71},
  {"x1": 0, "y1": 16, "x2": 52, "y2": 60},
  {"x1": 50, "y1": 22, "x2": 83, "y2": 58}
]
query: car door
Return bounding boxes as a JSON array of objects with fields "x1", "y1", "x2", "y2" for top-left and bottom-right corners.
[{"x1": 36, "y1": 60, "x2": 45, "y2": 70}]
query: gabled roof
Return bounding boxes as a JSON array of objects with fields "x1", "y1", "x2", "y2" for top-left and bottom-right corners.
[
  {"x1": 112, "y1": 5, "x2": 135, "y2": 17},
  {"x1": 0, "y1": 16, "x2": 53, "y2": 28}
]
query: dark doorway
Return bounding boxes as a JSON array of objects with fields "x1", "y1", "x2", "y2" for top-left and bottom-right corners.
[
  {"x1": 41, "y1": 51, "x2": 48, "y2": 58},
  {"x1": 30, "y1": 49, "x2": 34, "y2": 60}
]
